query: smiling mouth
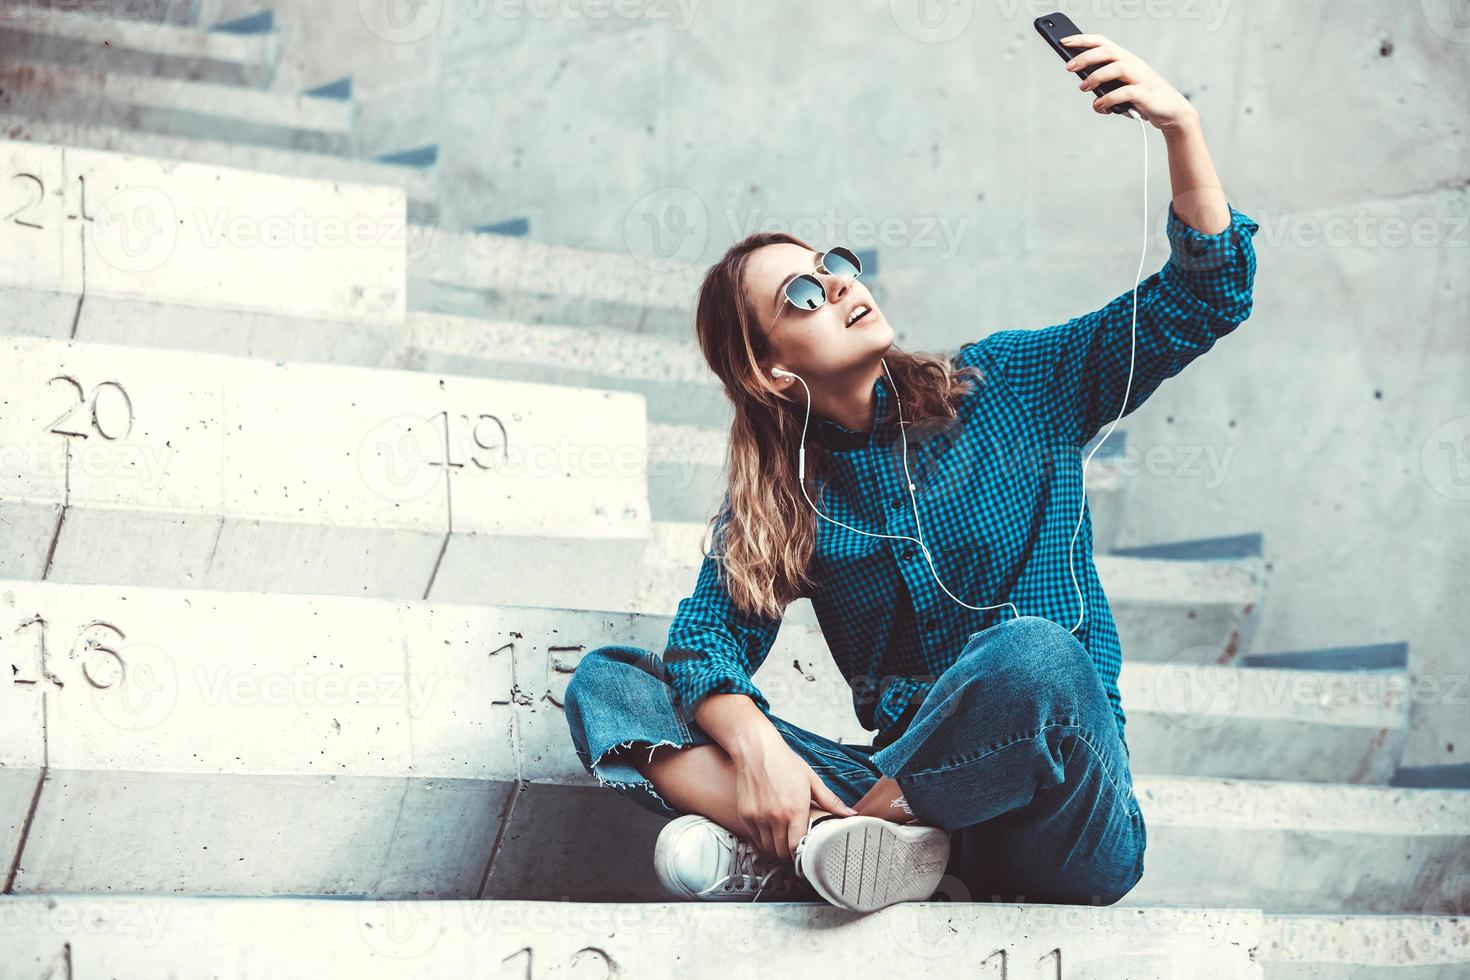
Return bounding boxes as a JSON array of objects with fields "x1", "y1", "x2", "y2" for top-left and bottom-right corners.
[{"x1": 846, "y1": 305, "x2": 873, "y2": 327}]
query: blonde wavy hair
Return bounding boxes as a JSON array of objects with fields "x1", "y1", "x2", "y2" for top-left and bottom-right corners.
[{"x1": 691, "y1": 231, "x2": 986, "y2": 619}]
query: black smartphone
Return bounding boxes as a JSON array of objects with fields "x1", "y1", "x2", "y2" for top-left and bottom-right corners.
[{"x1": 1034, "y1": 12, "x2": 1136, "y2": 117}]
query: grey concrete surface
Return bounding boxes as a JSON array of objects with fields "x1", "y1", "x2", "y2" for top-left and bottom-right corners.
[
  {"x1": 0, "y1": 4, "x2": 278, "y2": 85},
  {"x1": 0, "y1": 60, "x2": 349, "y2": 151},
  {"x1": 1259, "y1": 913, "x2": 1470, "y2": 979},
  {"x1": 0, "y1": 115, "x2": 438, "y2": 221},
  {"x1": 0, "y1": 336, "x2": 649, "y2": 607},
  {"x1": 0, "y1": 894, "x2": 1267, "y2": 979},
  {"x1": 0, "y1": 140, "x2": 405, "y2": 328},
  {"x1": 0, "y1": 579, "x2": 1431, "y2": 907}
]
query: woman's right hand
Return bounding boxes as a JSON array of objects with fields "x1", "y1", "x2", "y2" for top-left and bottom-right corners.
[{"x1": 730, "y1": 726, "x2": 858, "y2": 861}]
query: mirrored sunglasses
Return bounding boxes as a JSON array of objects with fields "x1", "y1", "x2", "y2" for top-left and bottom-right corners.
[{"x1": 781, "y1": 245, "x2": 863, "y2": 311}]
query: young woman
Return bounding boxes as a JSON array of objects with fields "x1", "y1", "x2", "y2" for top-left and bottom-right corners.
[{"x1": 564, "y1": 33, "x2": 1260, "y2": 913}]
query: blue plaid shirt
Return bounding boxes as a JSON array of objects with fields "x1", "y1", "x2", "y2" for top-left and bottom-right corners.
[{"x1": 664, "y1": 201, "x2": 1261, "y2": 753}]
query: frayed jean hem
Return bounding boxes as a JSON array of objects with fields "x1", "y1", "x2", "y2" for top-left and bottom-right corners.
[{"x1": 585, "y1": 737, "x2": 693, "y2": 819}]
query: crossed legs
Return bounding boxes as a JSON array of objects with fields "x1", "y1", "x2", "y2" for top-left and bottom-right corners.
[{"x1": 609, "y1": 741, "x2": 912, "y2": 854}]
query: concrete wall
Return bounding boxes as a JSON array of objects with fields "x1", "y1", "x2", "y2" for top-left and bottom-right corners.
[{"x1": 115, "y1": 1, "x2": 1470, "y2": 769}]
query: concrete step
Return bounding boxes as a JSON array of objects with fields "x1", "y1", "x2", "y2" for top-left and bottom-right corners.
[
  {"x1": 396, "y1": 311, "x2": 731, "y2": 428},
  {"x1": 0, "y1": 60, "x2": 350, "y2": 152},
  {"x1": 1116, "y1": 662, "x2": 1408, "y2": 784},
  {"x1": 1259, "y1": 913, "x2": 1470, "y2": 979},
  {"x1": 7, "y1": 0, "x2": 200, "y2": 25},
  {"x1": 631, "y1": 520, "x2": 1268, "y2": 664},
  {"x1": 1, "y1": 139, "x2": 405, "y2": 329},
  {"x1": 0, "y1": 336, "x2": 649, "y2": 607},
  {"x1": 406, "y1": 223, "x2": 702, "y2": 339},
  {"x1": 1122, "y1": 777, "x2": 1470, "y2": 915},
  {"x1": 1101, "y1": 549, "x2": 1268, "y2": 664},
  {"x1": 0, "y1": 580, "x2": 1418, "y2": 901},
  {"x1": 645, "y1": 421, "x2": 726, "y2": 522},
  {"x1": 0, "y1": 115, "x2": 438, "y2": 223},
  {"x1": 0, "y1": 5, "x2": 278, "y2": 85},
  {"x1": 0, "y1": 895, "x2": 1266, "y2": 978},
  {"x1": 498, "y1": 776, "x2": 1468, "y2": 914}
]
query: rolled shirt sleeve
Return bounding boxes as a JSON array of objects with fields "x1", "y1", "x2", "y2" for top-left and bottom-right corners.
[{"x1": 969, "y1": 201, "x2": 1261, "y2": 446}]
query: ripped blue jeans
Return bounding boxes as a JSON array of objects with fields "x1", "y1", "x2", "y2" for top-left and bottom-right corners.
[{"x1": 562, "y1": 615, "x2": 1146, "y2": 905}]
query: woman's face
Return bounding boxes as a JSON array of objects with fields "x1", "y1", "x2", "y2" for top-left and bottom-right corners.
[{"x1": 743, "y1": 243, "x2": 894, "y2": 387}]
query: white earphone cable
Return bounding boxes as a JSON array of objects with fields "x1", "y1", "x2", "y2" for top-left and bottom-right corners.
[{"x1": 777, "y1": 107, "x2": 1149, "y2": 636}]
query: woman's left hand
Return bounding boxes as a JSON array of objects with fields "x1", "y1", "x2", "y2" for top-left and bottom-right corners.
[{"x1": 1059, "y1": 33, "x2": 1199, "y2": 133}]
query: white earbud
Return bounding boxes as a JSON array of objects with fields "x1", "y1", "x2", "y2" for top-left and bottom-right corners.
[{"x1": 771, "y1": 368, "x2": 794, "y2": 379}]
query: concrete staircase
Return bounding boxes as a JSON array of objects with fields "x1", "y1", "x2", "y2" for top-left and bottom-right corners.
[
  {"x1": 0, "y1": 3, "x2": 440, "y2": 221},
  {"x1": 0, "y1": 16, "x2": 1465, "y2": 975}
]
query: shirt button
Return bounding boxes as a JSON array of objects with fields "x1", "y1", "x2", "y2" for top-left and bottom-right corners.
[
  {"x1": 901, "y1": 548, "x2": 915, "y2": 560},
  {"x1": 925, "y1": 617, "x2": 940, "y2": 630}
]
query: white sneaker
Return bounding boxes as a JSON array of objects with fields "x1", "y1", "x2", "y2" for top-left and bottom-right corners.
[
  {"x1": 793, "y1": 814, "x2": 950, "y2": 913},
  {"x1": 653, "y1": 813, "x2": 816, "y2": 902}
]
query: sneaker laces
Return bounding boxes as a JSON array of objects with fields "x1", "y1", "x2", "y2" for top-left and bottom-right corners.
[{"x1": 712, "y1": 834, "x2": 797, "y2": 902}]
